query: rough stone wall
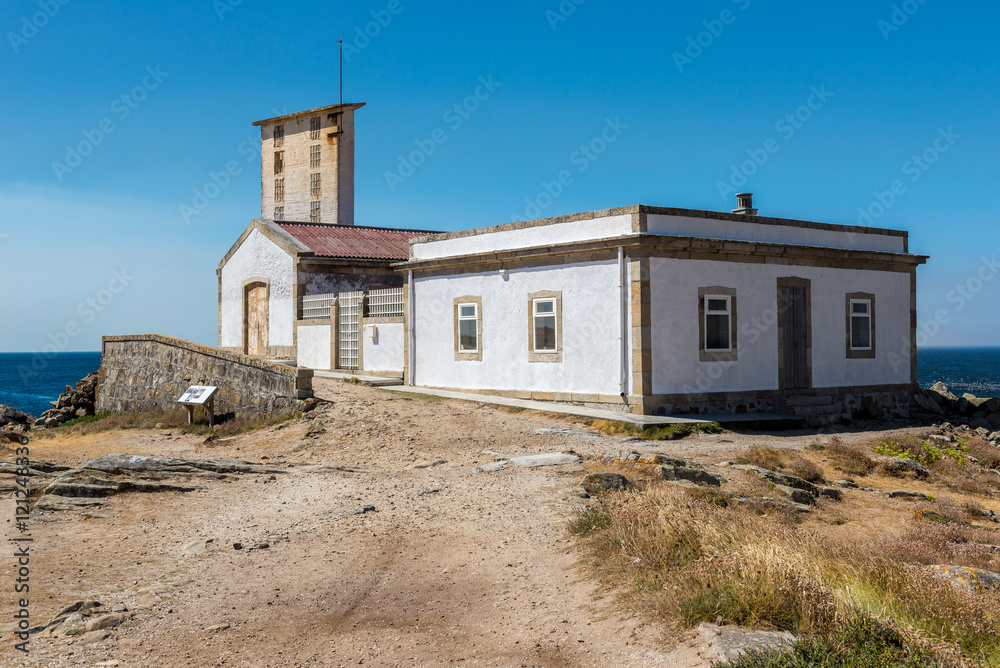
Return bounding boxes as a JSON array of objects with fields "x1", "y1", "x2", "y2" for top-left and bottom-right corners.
[{"x1": 97, "y1": 334, "x2": 312, "y2": 417}]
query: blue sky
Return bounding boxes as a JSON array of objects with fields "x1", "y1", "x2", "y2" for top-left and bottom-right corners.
[{"x1": 1, "y1": 0, "x2": 997, "y2": 352}]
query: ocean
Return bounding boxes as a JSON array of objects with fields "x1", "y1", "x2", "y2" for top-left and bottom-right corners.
[
  {"x1": 916, "y1": 347, "x2": 1000, "y2": 398},
  {"x1": 0, "y1": 352, "x2": 102, "y2": 419},
  {"x1": 0, "y1": 348, "x2": 998, "y2": 419}
]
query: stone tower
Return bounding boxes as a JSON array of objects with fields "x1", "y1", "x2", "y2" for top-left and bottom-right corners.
[{"x1": 253, "y1": 102, "x2": 365, "y2": 225}]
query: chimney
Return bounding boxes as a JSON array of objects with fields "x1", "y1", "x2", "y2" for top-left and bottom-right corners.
[{"x1": 733, "y1": 193, "x2": 758, "y2": 216}]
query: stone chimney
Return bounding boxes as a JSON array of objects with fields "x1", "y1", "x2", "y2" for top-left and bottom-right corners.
[{"x1": 733, "y1": 193, "x2": 758, "y2": 216}]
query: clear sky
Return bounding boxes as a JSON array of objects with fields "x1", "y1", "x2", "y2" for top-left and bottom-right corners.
[{"x1": 1, "y1": 0, "x2": 997, "y2": 352}]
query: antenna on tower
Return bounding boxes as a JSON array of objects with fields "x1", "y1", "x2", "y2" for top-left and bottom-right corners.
[{"x1": 338, "y1": 39, "x2": 344, "y2": 108}]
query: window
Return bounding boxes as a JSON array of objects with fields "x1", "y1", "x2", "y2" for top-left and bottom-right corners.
[
  {"x1": 533, "y1": 299, "x2": 557, "y2": 352},
  {"x1": 310, "y1": 173, "x2": 321, "y2": 199},
  {"x1": 527, "y1": 291, "x2": 562, "y2": 362},
  {"x1": 274, "y1": 151, "x2": 284, "y2": 175},
  {"x1": 698, "y1": 287, "x2": 738, "y2": 362},
  {"x1": 850, "y1": 301, "x2": 871, "y2": 349},
  {"x1": 274, "y1": 178, "x2": 284, "y2": 203},
  {"x1": 310, "y1": 116, "x2": 321, "y2": 140},
  {"x1": 704, "y1": 296, "x2": 731, "y2": 351},
  {"x1": 454, "y1": 296, "x2": 482, "y2": 361},
  {"x1": 274, "y1": 206, "x2": 284, "y2": 221},
  {"x1": 310, "y1": 201, "x2": 321, "y2": 222},
  {"x1": 458, "y1": 304, "x2": 478, "y2": 353},
  {"x1": 273, "y1": 124, "x2": 284, "y2": 147},
  {"x1": 310, "y1": 144, "x2": 321, "y2": 168},
  {"x1": 846, "y1": 293, "x2": 876, "y2": 358}
]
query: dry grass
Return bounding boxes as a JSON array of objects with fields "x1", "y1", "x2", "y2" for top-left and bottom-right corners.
[
  {"x1": 570, "y1": 482, "x2": 1000, "y2": 666},
  {"x1": 739, "y1": 445, "x2": 825, "y2": 483},
  {"x1": 822, "y1": 437, "x2": 877, "y2": 478}
]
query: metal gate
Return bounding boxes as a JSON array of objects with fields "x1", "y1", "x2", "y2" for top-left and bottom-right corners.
[{"x1": 338, "y1": 291, "x2": 363, "y2": 370}]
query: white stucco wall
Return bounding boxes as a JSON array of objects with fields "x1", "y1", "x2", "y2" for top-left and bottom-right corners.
[
  {"x1": 646, "y1": 214, "x2": 906, "y2": 253},
  {"x1": 649, "y1": 258, "x2": 912, "y2": 395},
  {"x1": 220, "y1": 229, "x2": 295, "y2": 349},
  {"x1": 297, "y1": 324, "x2": 332, "y2": 370},
  {"x1": 412, "y1": 261, "x2": 630, "y2": 395},
  {"x1": 363, "y1": 322, "x2": 404, "y2": 373},
  {"x1": 411, "y1": 215, "x2": 634, "y2": 261}
]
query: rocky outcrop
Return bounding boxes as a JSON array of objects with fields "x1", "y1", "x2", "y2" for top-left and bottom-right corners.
[
  {"x1": 32, "y1": 372, "x2": 98, "y2": 429},
  {"x1": 0, "y1": 404, "x2": 35, "y2": 433},
  {"x1": 924, "y1": 565, "x2": 1000, "y2": 594},
  {"x1": 34, "y1": 455, "x2": 288, "y2": 512},
  {"x1": 580, "y1": 472, "x2": 630, "y2": 494},
  {"x1": 912, "y1": 383, "x2": 1000, "y2": 442}
]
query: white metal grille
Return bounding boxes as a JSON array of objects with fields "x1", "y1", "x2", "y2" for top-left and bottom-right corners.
[
  {"x1": 366, "y1": 287, "x2": 404, "y2": 318},
  {"x1": 338, "y1": 291, "x2": 363, "y2": 370},
  {"x1": 301, "y1": 293, "x2": 335, "y2": 320}
]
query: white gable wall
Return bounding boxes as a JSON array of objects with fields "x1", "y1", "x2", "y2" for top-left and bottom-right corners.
[
  {"x1": 412, "y1": 260, "x2": 629, "y2": 395},
  {"x1": 649, "y1": 257, "x2": 912, "y2": 395},
  {"x1": 220, "y1": 229, "x2": 295, "y2": 349}
]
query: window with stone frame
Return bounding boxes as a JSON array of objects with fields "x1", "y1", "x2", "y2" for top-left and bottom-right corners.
[
  {"x1": 698, "y1": 287, "x2": 738, "y2": 362},
  {"x1": 310, "y1": 116, "x2": 321, "y2": 140},
  {"x1": 846, "y1": 292, "x2": 876, "y2": 359}
]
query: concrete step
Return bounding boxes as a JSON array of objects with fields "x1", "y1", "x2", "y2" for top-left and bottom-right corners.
[
  {"x1": 789, "y1": 404, "x2": 845, "y2": 417},
  {"x1": 784, "y1": 395, "x2": 835, "y2": 408}
]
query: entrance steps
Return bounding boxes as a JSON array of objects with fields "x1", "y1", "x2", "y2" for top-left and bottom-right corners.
[{"x1": 782, "y1": 394, "x2": 852, "y2": 427}]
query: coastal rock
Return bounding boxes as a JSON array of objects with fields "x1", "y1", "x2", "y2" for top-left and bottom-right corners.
[
  {"x1": 929, "y1": 382, "x2": 958, "y2": 403},
  {"x1": 0, "y1": 404, "x2": 35, "y2": 429},
  {"x1": 32, "y1": 372, "x2": 99, "y2": 429}
]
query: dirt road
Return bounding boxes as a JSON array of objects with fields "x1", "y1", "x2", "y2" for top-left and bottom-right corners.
[{"x1": 2, "y1": 378, "x2": 743, "y2": 667}]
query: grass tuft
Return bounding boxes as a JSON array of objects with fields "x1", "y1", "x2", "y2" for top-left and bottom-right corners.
[{"x1": 589, "y1": 419, "x2": 726, "y2": 441}]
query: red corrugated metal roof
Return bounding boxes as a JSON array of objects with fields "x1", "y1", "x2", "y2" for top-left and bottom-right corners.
[{"x1": 277, "y1": 222, "x2": 435, "y2": 260}]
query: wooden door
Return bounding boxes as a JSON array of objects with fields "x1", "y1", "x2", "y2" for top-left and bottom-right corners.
[
  {"x1": 780, "y1": 286, "x2": 809, "y2": 389},
  {"x1": 245, "y1": 283, "x2": 269, "y2": 357}
]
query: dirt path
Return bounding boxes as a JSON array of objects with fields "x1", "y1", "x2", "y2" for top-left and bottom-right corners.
[{"x1": 2, "y1": 379, "x2": 749, "y2": 667}]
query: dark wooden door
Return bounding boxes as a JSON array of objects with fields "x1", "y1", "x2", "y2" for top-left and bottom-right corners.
[
  {"x1": 245, "y1": 283, "x2": 268, "y2": 356},
  {"x1": 780, "y1": 286, "x2": 809, "y2": 389}
]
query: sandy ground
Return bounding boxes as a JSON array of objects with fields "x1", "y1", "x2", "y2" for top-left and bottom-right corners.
[{"x1": 0, "y1": 379, "x2": 979, "y2": 667}]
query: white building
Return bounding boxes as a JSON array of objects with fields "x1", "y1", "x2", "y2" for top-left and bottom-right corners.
[
  {"x1": 400, "y1": 196, "x2": 927, "y2": 420},
  {"x1": 219, "y1": 102, "x2": 928, "y2": 420}
]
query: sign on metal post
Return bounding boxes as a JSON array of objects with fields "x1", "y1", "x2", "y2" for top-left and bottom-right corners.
[{"x1": 178, "y1": 385, "x2": 219, "y2": 427}]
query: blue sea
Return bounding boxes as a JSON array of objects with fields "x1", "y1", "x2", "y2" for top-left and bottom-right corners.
[
  {"x1": 0, "y1": 348, "x2": 997, "y2": 418},
  {"x1": 917, "y1": 347, "x2": 1000, "y2": 398},
  {"x1": 0, "y1": 352, "x2": 102, "y2": 419}
]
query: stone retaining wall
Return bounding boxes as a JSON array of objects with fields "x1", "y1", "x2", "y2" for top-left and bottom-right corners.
[{"x1": 97, "y1": 334, "x2": 312, "y2": 417}]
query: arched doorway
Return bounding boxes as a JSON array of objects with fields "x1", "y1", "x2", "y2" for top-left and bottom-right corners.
[{"x1": 244, "y1": 282, "x2": 269, "y2": 356}]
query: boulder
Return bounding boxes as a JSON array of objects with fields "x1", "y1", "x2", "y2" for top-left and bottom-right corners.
[
  {"x1": 928, "y1": 382, "x2": 958, "y2": 403},
  {"x1": 912, "y1": 393, "x2": 944, "y2": 415},
  {"x1": 0, "y1": 404, "x2": 35, "y2": 429},
  {"x1": 580, "y1": 472, "x2": 629, "y2": 494},
  {"x1": 873, "y1": 456, "x2": 932, "y2": 479},
  {"x1": 661, "y1": 465, "x2": 721, "y2": 487},
  {"x1": 924, "y1": 565, "x2": 1000, "y2": 594},
  {"x1": 84, "y1": 613, "x2": 126, "y2": 633},
  {"x1": 886, "y1": 489, "x2": 929, "y2": 500},
  {"x1": 775, "y1": 484, "x2": 815, "y2": 505}
]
